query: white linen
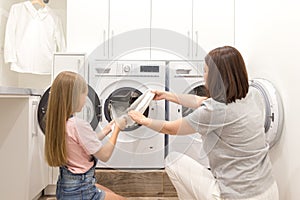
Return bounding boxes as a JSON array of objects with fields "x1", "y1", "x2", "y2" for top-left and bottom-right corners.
[
  {"x1": 113, "y1": 90, "x2": 155, "y2": 128},
  {"x1": 4, "y1": 1, "x2": 66, "y2": 74}
]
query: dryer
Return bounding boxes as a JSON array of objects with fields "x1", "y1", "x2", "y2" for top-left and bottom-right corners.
[
  {"x1": 168, "y1": 61, "x2": 209, "y2": 167},
  {"x1": 89, "y1": 60, "x2": 166, "y2": 169}
]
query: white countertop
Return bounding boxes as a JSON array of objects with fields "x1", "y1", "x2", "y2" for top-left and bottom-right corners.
[{"x1": 0, "y1": 86, "x2": 44, "y2": 96}]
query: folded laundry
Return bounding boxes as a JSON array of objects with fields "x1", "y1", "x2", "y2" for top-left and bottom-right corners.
[{"x1": 112, "y1": 90, "x2": 155, "y2": 129}]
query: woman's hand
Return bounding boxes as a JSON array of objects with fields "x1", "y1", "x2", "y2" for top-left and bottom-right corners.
[{"x1": 152, "y1": 90, "x2": 167, "y2": 101}]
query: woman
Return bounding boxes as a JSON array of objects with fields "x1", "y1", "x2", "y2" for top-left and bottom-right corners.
[
  {"x1": 129, "y1": 46, "x2": 279, "y2": 199},
  {"x1": 45, "y1": 71, "x2": 126, "y2": 200}
]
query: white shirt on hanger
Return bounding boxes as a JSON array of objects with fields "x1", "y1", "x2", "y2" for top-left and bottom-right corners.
[{"x1": 4, "y1": 1, "x2": 66, "y2": 74}]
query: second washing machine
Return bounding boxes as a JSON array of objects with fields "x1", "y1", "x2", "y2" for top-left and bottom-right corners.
[
  {"x1": 89, "y1": 60, "x2": 166, "y2": 169},
  {"x1": 168, "y1": 61, "x2": 209, "y2": 167}
]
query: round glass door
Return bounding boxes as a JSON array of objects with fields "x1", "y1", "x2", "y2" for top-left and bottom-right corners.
[
  {"x1": 37, "y1": 85, "x2": 101, "y2": 134},
  {"x1": 104, "y1": 87, "x2": 150, "y2": 131},
  {"x1": 182, "y1": 85, "x2": 208, "y2": 117}
]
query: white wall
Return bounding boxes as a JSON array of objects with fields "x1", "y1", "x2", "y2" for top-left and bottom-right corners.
[
  {"x1": 0, "y1": 0, "x2": 66, "y2": 89},
  {"x1": 235, "y1": 0, "x2": 300, "y2": 199},
  {"x1": 0, "y1": 0, "x2": 20, "y2": 87}
]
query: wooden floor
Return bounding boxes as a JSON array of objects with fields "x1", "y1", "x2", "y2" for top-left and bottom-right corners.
[
  {"x1": 39, "y1": 169, "x2": 178, "y2": 200},
  {"x1": 95, "y1": 169, "x2": 178, "y2": 197},
  {"x1": 39, "y1": 197, "x2": 178, "y2": 200}
]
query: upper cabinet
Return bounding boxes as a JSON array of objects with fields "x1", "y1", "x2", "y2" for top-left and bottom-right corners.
[
  {"x1": 67, "y1": 0, "x2": 109, "y2": 57},
  {"x1": 109, "y1": 0, "x2": 151, "y2": 60},
  {"x1": 66, "y1": 0, "x2": 234, "y2": 61},
  {"x1": 152, "y1": 0, "x2": 234, "y2": 60},
  {"x1": 67, "y1": 0, "x2": 151, "y2": 60},
  {"x1": 193, "y1": 0, "x2": 234, "y2": 55},
  {"x1": 151, "y1": 0, "x2": 193, "y2": 60}
]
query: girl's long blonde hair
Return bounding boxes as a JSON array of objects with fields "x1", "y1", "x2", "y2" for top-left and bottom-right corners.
[{"x1": 45, "y1": 71, "x2": 88, "y2": 167}]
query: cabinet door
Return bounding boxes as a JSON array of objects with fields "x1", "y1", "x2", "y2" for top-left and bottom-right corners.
[
  {"x1": 193, "y1": 0, "x2": 234, "y2": 57},
  {"x1": 109, "y1": 0, "x2": 151, "y2": 60},
  {"x1": 67, "y1": 0, "x2": 109, "y2": 58},
  {"x1": 0, "y1": 97, "x2": 29, "y2": 199},
  {"x1": 28, "y1": 97, "x2": 49, "y2": 200},
  {"x1": 52, "y1": 53, "x2": 86, "y2": 81},
  {"x1": 151, "y1": 0, "x2": 193, "y2": 60}
]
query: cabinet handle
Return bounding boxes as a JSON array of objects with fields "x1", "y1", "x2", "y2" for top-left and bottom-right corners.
[
  {"x1": 32, "y1": 101, "x2": 38, "y2": 137},
  {"x1": 103, "y1": 30, "x2": 106, "y2": 57},
  {"x1": 187, "y1": 31, "x2": 190, "y2": 57},
  {"x1": 111, "y1": 30, "x2": 114, "y2": 57},
  {"x1": 77, "y1": 59, "x2": 81, "y2": 72},
  {"x1": 195, "y1": 31, "x2": 199, "y2": 57}
]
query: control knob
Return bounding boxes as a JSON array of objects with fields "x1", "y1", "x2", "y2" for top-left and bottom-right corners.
[{"x1": 123, "y1": 64, "x2": 131, "y2": 72}]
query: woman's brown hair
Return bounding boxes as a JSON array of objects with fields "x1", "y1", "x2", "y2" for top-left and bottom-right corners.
[
  {"x1": 204, "y1": 46, "x2": 249, "y2": 104},
  {"x1": 45, "y1": 71, "x2": 87, "y2": 166}
]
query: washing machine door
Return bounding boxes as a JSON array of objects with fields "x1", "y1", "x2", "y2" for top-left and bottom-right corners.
[
  {"x1": 181, "y1": 83, "x2": 208, "y2": 117},
  {"x1": 37, "y1": 85, "x2": 101, "y2": 134},
  {"x1": 98, "y1": 78, "x2": 164, "y2": 141},
  {"x1": 250, "y1": 78, "x2": 284, "y2": 148},
  {"x1": 103, "y1": 87, "x2": 149, "y2": 131},
  {"x1": 178, "y1": 82, "x2": 208, "y2": 142}
]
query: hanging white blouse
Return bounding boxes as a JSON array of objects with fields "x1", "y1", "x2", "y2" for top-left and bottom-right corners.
[{"x1": 4, "y1": 1, "x2": 66, "y2": 74}]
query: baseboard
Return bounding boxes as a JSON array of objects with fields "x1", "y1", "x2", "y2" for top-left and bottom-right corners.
[{"x1": 43, "y1": 184, "x2": 56, "y2": 196}]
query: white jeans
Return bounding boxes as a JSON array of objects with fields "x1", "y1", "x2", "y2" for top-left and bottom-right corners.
[{"x1": 165, "y1": 152, "x2": 279, "y2": 200}]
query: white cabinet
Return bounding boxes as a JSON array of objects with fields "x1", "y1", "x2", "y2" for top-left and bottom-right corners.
[
  {"x1": 0, "y1": 95, "x2": 48, "y2": 200},
  {"x1": 109, "y1": 0, "x2": 151, "y2": 60},
  {"x1": 52, "y1": 53, "x2": 86, "y2": 81},
  {"x1": 28, "y1": 97, "x2": 49, "y2": 200},
  {"x1": 67, "y1": 0, "x2": 234, "y2": 61},
  {"x1": 151, "y1": 0, "x2": 234, "y2": 60},
  {"x1": 67, "y1": 0, "x2": 109, "y2": 57},
  {"x1": 67, "y1": 0, "x2": 151, "y2": 60},
  {"x1": 193, "y1": 0, "x2": 235, "y2": 54},
  {"x1": 151, "y1": 0, "x2": 193, "y2": 60}
]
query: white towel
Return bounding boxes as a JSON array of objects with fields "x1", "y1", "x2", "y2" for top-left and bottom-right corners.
[{"x1": 111, "y1": 90, "x2": 155, "y2": 129}]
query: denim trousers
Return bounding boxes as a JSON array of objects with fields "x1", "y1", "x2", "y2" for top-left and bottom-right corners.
[{"x1": 56, "y1": 159, "x2": 105, "y2": 200}]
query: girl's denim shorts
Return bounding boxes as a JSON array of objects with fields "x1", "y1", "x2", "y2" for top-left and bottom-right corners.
[{"x1": 56, "y1": 162, "x2": 105, "y2": 200}]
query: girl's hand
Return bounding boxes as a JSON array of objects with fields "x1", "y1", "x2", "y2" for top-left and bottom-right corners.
[
  {"x1": 102, "y1": 120, "x2": 115, "y2": 136},
  {"x1": 128, "y1": 110, "x2": 150, "y2": 126},
  {"x1": 115, "y1": 116, "x2": 127, "y2": 130}
]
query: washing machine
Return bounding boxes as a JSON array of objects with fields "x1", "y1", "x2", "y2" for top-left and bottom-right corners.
[
  {"x1": 168, "y1": 61, "x2": 209, "y2": 167},
  {"x1": 89, "y1": 60, "x2": 166, "y2": 169}
]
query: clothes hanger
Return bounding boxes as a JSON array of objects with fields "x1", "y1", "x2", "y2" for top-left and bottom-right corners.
[{"x1": 30, "y1": 0, "x2": 46, "y2": 7}]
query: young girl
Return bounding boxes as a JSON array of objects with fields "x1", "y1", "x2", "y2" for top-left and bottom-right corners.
[{"x1": 45, "y1": 71, "x2": 126, "y2": 200}]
